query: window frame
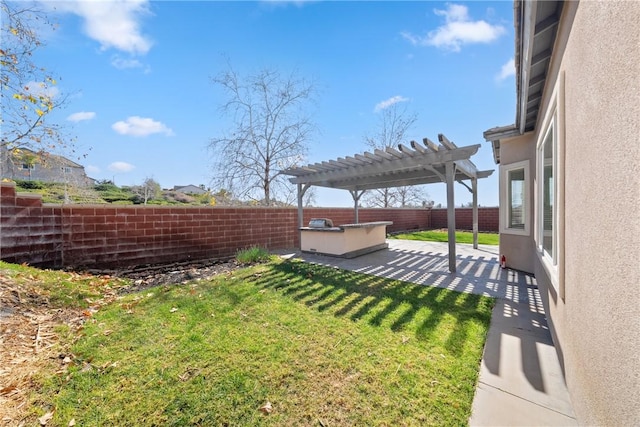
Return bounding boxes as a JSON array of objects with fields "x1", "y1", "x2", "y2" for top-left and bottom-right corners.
[
  {"x1": 500, "y1": 160, "x2": 530, "y2": 236},
  {"x1": 538, "y1": 122, "x2": 557, "y2": 263},
  {"x1": 535, "y1": 72, "x2": 565, "y2": 299}
]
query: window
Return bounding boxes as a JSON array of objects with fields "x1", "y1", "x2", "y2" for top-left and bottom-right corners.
[
  {"x1": 500, "y1": 160, "x2": 530, "y2": 235},
  {"x1": 509, "y1": 169, "x2": 526, "y2": 229},
  {"x1": 61, "y1": 167, "x2": 71, "y2": 173},
  {"x1": 538, "y1": 119, "x2": 558, "y2": 266},
  {"x1": 22, "y1": 163, "x2": 35, "y2": 170},
  {"x1": 541, "y1": 127, "x2": 555, "y2": 259},
  {"x1": 535, "y1": 72, "x2": 565, "y2": 298},
  {"x1": 536, "y1": 111, "x2": 563, "y2": 296}
]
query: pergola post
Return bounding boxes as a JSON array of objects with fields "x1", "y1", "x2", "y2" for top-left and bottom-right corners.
[
  {"x1": 297, "y1": 183, "x2": 310, "y2": 248},
  {"x1": 349, "y1": 190, "x2": 365, "y2": 223},
  {"x1": 472, "y1": 178, "x2": 478, "y2": 249},
  {"x1": 445, "y1": 162, "x2": 456, "y2": 273}
]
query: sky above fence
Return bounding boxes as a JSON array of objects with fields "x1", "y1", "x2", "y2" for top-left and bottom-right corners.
[{"x1": 34, "y1": 1, "x2": 515, "y2": 207}]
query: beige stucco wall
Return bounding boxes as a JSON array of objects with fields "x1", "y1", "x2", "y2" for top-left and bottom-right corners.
[
  {"x1": 529, "y1": 2, "x2": 640, "y2": 425},
  {"x1": 498, "y1": 134, "x2": 536, "y2": 273},
  {"x1": 300, "y1": 225, "x2": 387, "y2": 256}
]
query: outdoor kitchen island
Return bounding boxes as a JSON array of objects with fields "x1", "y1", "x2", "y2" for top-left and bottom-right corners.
[{"x1": 300, "y1": 220, "x2": 393, "y2": 258}]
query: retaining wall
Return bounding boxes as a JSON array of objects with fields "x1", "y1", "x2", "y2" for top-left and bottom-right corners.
[
  {"x1": 431, "y1": 207, "x2": 499, "y2": 232},
  {"x1": 0, "y1": 183, "x2": 433, "y2": 269},
  {"x1": 1, "y1": 184, "x2": 499, "y2": 269}
]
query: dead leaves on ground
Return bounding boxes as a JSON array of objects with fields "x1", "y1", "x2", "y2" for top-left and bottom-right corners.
[
  {"x1": 0, "y1": 266, "x2": 125, "y2": 425},
  {"x1": 259, "y1": 401, "x2": 273, "y2": 415},
  {"x1": 38, "y1": 411, "x2": 54, "y2": 425},
  {"x1": 0, "y1": 308, "x2": 71, "y2": 424}
]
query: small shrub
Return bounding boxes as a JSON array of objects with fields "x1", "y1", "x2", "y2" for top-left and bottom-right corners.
[
  {"x1": 173, "y1": 192, "x2": 195, "y2": 203},
  {"x1": 162, "y1": 190, "x2": 196, "y2": 204},
  {"x1": 94, "y1": 182, "x2": 119, "y2": 192},
  {"x1": 236, "y1": 246, "x2": 271, "y2": 264},
  {"x1": 15, "y1": 179, "x2": 44, "y2": 189}
]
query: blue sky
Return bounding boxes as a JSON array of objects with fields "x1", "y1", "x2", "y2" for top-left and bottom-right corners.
[{"x1": 32, "y1": 0, "x2": 516, "y2": 207}]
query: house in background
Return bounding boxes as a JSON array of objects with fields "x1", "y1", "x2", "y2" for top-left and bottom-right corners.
[
  {"x1": 0, "y1": 146, "x2": 94, "y2": 187},
  {"x1": 484, "y1": 1, "x2": 639, "y2": 425},
  {"x1": 173, "y1": 184, "x2": 207, "y2": 195}
]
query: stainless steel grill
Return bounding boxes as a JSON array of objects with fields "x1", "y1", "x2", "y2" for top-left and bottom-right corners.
[{"x1": 308, "y1": 218, "x2": 334, "y2": 228}]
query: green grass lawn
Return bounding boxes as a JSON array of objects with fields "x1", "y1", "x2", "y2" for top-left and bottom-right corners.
[
  {"x1": 27, "y1": 260, "x2": 493, "y2": 426},
  {"x1": 390, "y1": 229, "x2": 500, "y2": 246},
  {"x1": 0, "y1": 261, "x2": 129, "y2": 310}
]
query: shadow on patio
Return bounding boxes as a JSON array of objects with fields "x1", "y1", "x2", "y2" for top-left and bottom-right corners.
[{"x1": 296, "y1": 239, "x2": 535, "y2": 302}]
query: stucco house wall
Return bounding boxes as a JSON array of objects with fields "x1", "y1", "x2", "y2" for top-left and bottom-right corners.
[
  {"x1": 538, "y1": 2, "x2": 639, "y2": 425},
  {"x1": 497, "y1": 134, "x2": 536, "y2": 273},
  {"x1": 495, "y1": 2, "x2": 639, "y2": 425}
]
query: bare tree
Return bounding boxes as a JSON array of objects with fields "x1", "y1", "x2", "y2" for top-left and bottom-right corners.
[
  {"x1": 209, "y1": 64, "x2": 316, "y2": 206},
  {"x1": 1, "y1": 1, "x2": 71, "y2": 154},
  {"x1": 282, "y1": 185, "x2": 317, "y2": 207},
  {"x1": 396, "y1": 186, "x2": 434, "y2": 208},
  {"x1": 361, "y1": 102, "x2": 431, "y2": 208},
  {"x1": 132, "y1": 177, "x2": 161, "y2": 205}
]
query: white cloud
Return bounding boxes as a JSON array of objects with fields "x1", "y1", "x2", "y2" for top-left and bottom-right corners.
[
  {"x1": 111, "y1": 55, "x2": 143, "y2": 70},
  {"x1": 67, "y1": 111, "x2": 96, "y2": 122},
  {"x1": 374, "y1": 96, "x2": 409, "y2": 112},
  {"x1": 112, "y1": 116, "x2": 174, "y2": 137},
  {"x1": 496, "y1": 58, "x2": 515, "y2": 81},
  {"x1": 25, "y1": 81, "x2": 59, "y2": 99},
  {"x1": 402, "y1": 3, "x2": 505, "y2": 52},
  {"x1": 108, "y1": 161, "x2": 135, "y2": 173},
  {"x1": 50, "y1": 0, "x2": 153, "y2": 55},
  {"x1": 85, "y1": 165, "x2": 101, "y2": 175},
  {"x1": 111, "y1": 55, "x2": 151, "y2": 73}
]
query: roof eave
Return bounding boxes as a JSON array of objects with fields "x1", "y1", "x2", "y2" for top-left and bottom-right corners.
[
  {"x1": 483, "y1": 124, "x2": 521, "y2": 164},
  {"x1": 483, "y1": 0, "x2": 539, "y2": 165},
  {"x1": 517, "y1": 0, "x2": 537, "y2": 135}
]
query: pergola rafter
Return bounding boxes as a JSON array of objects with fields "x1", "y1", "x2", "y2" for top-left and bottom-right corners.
[{"x1": 284, "y1": 134, "x2": 494, "y2": 272}]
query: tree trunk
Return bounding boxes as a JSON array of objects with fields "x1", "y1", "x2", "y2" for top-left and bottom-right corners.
[{"x1": 264, "y1": 160, "x2": 271, "y2": 205}]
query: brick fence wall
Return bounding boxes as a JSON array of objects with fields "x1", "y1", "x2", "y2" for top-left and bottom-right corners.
[
  {"x1": 1, "y1": 184, "x2": 499, "y2": 269},
  {"x1": 430, "y1": 207, "x2": 499, "y2": 232},
  {"x1": 0, "y1": 186, "x2": 64, "y2": 267},
  {"x1": 0, "y1": 183, "x2": 432, "y2": 269}
]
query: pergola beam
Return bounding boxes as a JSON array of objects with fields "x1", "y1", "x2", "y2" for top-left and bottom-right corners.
[
  {"x1": 332, "y1": 169, "x2": 487, "y2": 192},
  {"x1": 438, "y1": 134, "x2": 480, "y2": 179},
  {"x1": 423, "y1": 137, "x2": 441, "y2": 153},
  {"x1": 288, "y1": 145, "x2": 481, "y2": 185}
]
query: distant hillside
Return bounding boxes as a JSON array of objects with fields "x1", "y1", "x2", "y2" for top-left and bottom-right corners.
[{"x1": 8, "y1": 180, "x2": 215, "y2": 206}]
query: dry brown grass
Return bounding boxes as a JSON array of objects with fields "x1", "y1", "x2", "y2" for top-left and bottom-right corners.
[{"x1": 0, "y1": 264, "x2": 127, "y2": 424}]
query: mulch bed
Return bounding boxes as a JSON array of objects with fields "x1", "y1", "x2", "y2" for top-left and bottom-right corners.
[{"x1": 86, "y1": 257, "x2": 243, "y2": 294}]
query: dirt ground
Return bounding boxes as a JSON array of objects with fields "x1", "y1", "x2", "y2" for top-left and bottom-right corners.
[{"x1": 0, "y1": 259, "x2": 241, "y2": 426}]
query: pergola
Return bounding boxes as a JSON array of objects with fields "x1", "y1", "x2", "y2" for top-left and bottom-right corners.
[{"x1": 283, "y1": 134, "x2": 494, "y2": 273}]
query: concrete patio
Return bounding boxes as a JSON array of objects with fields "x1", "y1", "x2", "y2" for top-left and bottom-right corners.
[{"x1": 286, "y1": 239, "x2": 578, "y2": 426}]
